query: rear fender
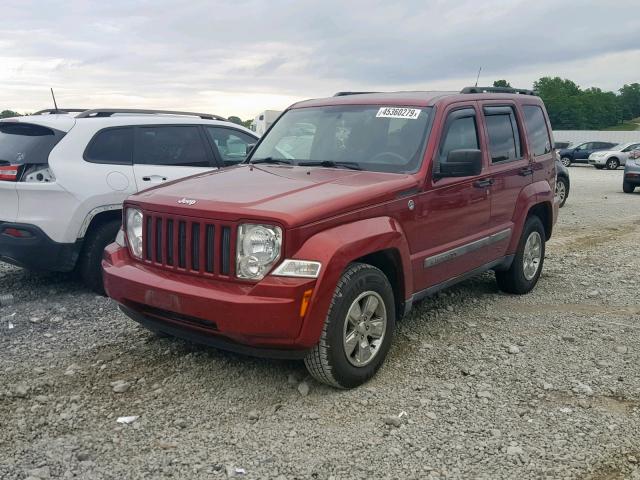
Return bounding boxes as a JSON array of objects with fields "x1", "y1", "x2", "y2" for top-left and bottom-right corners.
[
  {"x1": 508, "y1": 180, "x2": 554, "y2": 252},
  {"x1": 291, "y1": 216, "x2": 412, "y2": 348}
]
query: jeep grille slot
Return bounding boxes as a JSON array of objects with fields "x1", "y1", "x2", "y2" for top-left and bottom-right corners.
[{"x1": 140, "y1": 211, "x2": 235, "y2": 278}]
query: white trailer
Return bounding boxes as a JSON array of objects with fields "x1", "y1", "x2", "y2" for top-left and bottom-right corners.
[{"x1": 251, "y1": 110, "x2": 282, "y2": 136}]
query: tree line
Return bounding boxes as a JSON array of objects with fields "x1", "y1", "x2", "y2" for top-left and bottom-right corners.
[{"x1": 493, "y1": 78, "x2": 640, "y2": 130}]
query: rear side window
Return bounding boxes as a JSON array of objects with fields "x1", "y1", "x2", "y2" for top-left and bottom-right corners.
[
  {"x1": 85, "y1": 127, "x2": 133, "y2": 165},
  {"x1": 0, "y1": 122, "x2": 65, "y2": 165},
  {"x1": 522, "y1": 105, "x2": 552, "y2": 156},
  {"x1": 205, "y1": 127, "x2": 256, "y2": 165},
  {"x1": 484, "y1": 106, "x2": 522, "y2": 163},
  {"x1": 135, "y1": 126, "x2": 210, "y2": 167}
]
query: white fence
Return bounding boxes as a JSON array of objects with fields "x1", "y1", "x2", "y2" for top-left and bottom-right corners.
[{"x1": 553, "y1": 130, "x2": 640, "y2": 145}]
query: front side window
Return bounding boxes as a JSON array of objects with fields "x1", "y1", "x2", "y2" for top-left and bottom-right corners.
[
  {"x1": 85, "y1": 127, "x2": 133, "y2": 165},
  {"x1": 624, "y1": 143, "x2": 640, "y2": 152},
  {"x1": 250, "y1": 105, "x2": 433, "y2": 173},
  {"x1": 0, "y1": 122, "x2": 66, "y2": 165},
  {"x1": 135, "y1": 126, "x2": 210, "y2": 167},
  {"x1": 484, "y1": 106, "x2": 522, "y2": 163},
  {"x1": 438, "y1": 112, "x2": 479, "y2": 167},
  {"x1": 205, "y1": 127, "x2": 256, "y2": 165},
  {"x1": 522, "y1": 105, "x2": 552, "y2": 157}
]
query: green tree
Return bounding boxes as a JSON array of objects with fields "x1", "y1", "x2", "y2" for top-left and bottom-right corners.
[
  {"x1": 619, "y1": 83, "x2": 640, "y2": 120},
  {"x1": 227, "y1": 116, "x2": 243, "y2": 125},
  {"x1": 242, "y1": 119, "x2": 253, "y2": 129},
  {"x1": 0, "y1": 110, "x2": 21, "y2": 118},
  {"x1": 493, "y1": 80, "x2": 511, "y2": 88}
]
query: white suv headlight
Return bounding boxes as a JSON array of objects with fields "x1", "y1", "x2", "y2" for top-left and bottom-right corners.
[
  {"x1": 236, "y1": 224, "x2": 282, "y2": 280},
  {"x1": 125, "y1": 208, "x2": 144, "y2": 258}
]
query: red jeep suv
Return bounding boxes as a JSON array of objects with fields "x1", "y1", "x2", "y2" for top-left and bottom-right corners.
[{"x1": 103, "y1": 87, "x2": 558, "y2": 388}]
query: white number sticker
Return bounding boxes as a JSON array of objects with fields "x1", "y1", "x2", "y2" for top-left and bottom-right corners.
[{"x1": 376, "y1": 107, "x2": 421, "y2": 120}]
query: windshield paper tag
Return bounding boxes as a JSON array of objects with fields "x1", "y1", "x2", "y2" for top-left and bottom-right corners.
[{"x1": 376, "y1": 107, "x2": 421, "y2": 120}]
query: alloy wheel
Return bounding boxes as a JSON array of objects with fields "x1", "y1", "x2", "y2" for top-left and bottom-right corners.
[
  {"x1": 343, "y1": 291, "x2": 387, "y2": 367},
  {"x1": 523, "y1": 231, "x2": 542, "y2": 281}
]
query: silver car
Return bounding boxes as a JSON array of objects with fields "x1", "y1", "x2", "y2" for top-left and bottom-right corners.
[
  {"x1": 588, "y1": 142, "x2": 640, "y2": 170},
  {"x1": 623, "y1": 150, "x2": 640, "y2": 193}
]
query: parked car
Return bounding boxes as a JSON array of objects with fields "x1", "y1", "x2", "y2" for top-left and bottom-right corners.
[
  {"x1": 103, "y1": 87, "x2": 558, "y2": 388},
  {"x1": 557, "y1": 141, "x2": 617, "y2": 167},
  {"x1": 588, "y1": 142, "x2": 640, "y2": 170},
  {"x1": 555, "y1": 158, "x2": 570, "y2": 207},
  {"x1": 554, "y1": 141, "x2": 572, "y2": 150},
  {"x1": 629, "y1": 147, "x2": 640, "y2": 161},
  {"x1": 0, "y1": 108, "x2": 258, "y2": 293},
  {"x1": 623, "y1": 156, "x2": 640, "y2": 193}
]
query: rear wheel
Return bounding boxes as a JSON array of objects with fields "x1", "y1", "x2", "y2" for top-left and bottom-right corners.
[
  {"x1": 304, "y1": 263, "x2": 395, "y2": 388},
  {"x1": 77, "y1": 219, "x2": 121, "y2": 295},
  {"x1": 623, "y1": 181, "x2": 635, "y2": 193},
  {"x1": 496, "y1": 216, "x2": 545, "y2": 294},
  {"x1": 606, "y1": 158, "x2": 620, "y2": 170},
  {"x1": 556, "y1": 177, "x2": 569, "y2": 208},
  {"x1": 561, "y1": 157, "x2": 572, "y2": 167}
]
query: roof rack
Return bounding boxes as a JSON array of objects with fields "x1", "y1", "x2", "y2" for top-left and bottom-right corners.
[
  {"x1": 75, "y1": 108, "x2": 227, "y2": 121},
  {"x1": 32, "y1": 108, "x2": 89, "y2": 115},
  {"x1": 461, "y1": 86, "x2": 536, "y2": 96},
  {"x1": 333, "y1": 91, "x2": 380, "y2": 97}
]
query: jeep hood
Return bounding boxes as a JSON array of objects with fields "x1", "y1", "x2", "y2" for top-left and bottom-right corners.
[{"x1": 130, "y1": 164, "x2": 418, "y2": 227}]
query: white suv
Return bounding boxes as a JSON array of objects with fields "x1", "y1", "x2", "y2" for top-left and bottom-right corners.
[
  {"x1": 588, "y1": 142, "x2": 640, "y2": 170},
  {"x1": 0, "y1": 108, "x2": 258, "y2": 292}
]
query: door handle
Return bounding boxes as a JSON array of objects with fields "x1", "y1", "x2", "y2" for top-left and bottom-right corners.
[
  {"x1": 519, "y1": 167, "x2": 534, "y2": 176},
  {"x1": 142, "y1": 175, "x2": 168, "y2": 182},
  {"x1": 473, "y1": 178, "x2": 494, "y2": 188}
]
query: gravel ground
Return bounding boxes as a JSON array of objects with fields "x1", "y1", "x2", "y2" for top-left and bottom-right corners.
[{"x1": 1, "y1": 165, "x2": 639, "y2": 480}]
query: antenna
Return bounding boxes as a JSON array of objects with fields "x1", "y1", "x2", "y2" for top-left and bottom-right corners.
[
  {"x1": 50, "y1": 88, "x2": 59, "y2": 112},
  {"x1": 474, "y1": 67, "x2": 482, "y2": 87}
]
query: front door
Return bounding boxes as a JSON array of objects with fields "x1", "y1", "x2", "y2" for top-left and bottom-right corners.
[
  {"x1": 132, "y1": 125, "x2": 217, "y2": 191},
  {"x1": 408, "y1": 104, "x2": 492, "y2": 292}
]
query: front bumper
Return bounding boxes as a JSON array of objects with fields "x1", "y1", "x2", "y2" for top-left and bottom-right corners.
[
  {"x1": 588, "y1": 157, "x2": 606, "y2": 166},
  {"x1": 102, "y1": 244, "x2": 319, "y2": 355},
  {"x1": 0, "y1": 222, "x2": 81, "y2": 272}
]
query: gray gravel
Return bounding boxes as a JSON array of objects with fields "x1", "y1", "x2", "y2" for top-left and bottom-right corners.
[{"x1": 1, "y1": 165, "x2": 639, "y2": 479}]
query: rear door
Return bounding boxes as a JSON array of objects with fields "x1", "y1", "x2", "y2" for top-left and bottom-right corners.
[
  {"x1": 480, "y1": 102, "x2": 532, "y2": 260},
  {"x1": 410, "y1": 103, "x2": 492, "y2": 291},
  {"x1": 132, "y1": 125, "x2": 217, "y2": 191},
  {"x1": 621, "y1": 143, "x2": 640, "y2": 165},
  {"x1": 574, "y1": 142, "x2": 594, "y2": 160}
]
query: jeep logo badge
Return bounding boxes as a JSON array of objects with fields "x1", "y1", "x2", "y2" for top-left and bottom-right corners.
[{"x1": 177, "y1": 198, "x2": 197, "y2": 206}]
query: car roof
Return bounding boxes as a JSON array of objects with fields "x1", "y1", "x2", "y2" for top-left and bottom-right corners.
[
  {"x1": 0, "y1": 112, "x2": 256, "y2": 136},
  {"x1": 291, "y1": 91, "x2": 543, "y2": 109}
]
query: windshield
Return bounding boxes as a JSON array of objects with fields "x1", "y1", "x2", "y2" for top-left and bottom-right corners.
[{"x1": 250, "y1": 105, "x2": 433, "y2": 173}]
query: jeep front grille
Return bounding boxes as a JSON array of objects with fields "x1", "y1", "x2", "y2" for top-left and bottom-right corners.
[{"x1": 141, "y1": 211, "x2": 235, "y2": 277}]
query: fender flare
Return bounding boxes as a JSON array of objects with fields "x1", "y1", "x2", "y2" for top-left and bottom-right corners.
[
  {"x1": 291, "y1": 216, "x2": 412, "y2": 347},
  {"x1": 78, "y1": 204, "x2": 122, "y2": 239},
  {"x1": 508, "y1": 180, "x2": 554, "y2": 252}
]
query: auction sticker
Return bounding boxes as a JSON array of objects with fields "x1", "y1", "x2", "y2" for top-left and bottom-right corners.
[{"x1": 376, "y1": 107, "x2": 421, "y2": 119}]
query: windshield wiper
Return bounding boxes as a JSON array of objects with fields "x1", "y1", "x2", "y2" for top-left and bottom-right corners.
[
  {"x1": 298, "y1": 160, "x2": 362, "y2": 171},
  {"x1": 250, "y1": 157, "x2": 293, "y2": 165}
]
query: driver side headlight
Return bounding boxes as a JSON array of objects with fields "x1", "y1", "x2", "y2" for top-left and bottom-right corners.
[
  {"x1": 236, "y1": 224, "x2": 282, "y2": 280},
  {"x1": 125, "y1": 208, "x2": 144, "y2": 258}
]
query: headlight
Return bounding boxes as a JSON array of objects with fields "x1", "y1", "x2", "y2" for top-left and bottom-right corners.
[
  {"x1": 272, "y1": 259, "x2": 322, "y2": 278},
  {"x1": 236, "y1": 224, "x2": 282, "y2": 279},
  {"x1": 125, "y1": 208, "x2": 144, "y2": 258},
  {"x1": 115, "y1": 228, "x2": 126, "y2": 247}
]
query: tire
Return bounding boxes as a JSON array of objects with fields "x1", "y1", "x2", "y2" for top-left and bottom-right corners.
[
  {"x1": 595, "y1": 165, "x2": 605, "y2": 170},
  {"x1": 561, "y1": 157, "x2": 572, "y2": 167},
  {"x1": 556, "y1": 177, "x2": 569, "y2": 208},
  {"x1": 77, "y1": 219, "x2": 121, "y2": 294},
  {"x1": 623, "y1": 181, "x2": 635, "y2": 193},
  {"x1": 496, "y1": 216, "x2": 545, "y2": 295},
  {"x1": 304, "y1": 263, "x2": 395, "y2": 389},
  {"x1": 606, "y1": 158, "x2": 620, "y2": 170}
]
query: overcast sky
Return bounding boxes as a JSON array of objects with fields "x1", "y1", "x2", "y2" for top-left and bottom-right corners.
[{"x1": 2, "y1": 0, "x2": 640, "y2": 119}]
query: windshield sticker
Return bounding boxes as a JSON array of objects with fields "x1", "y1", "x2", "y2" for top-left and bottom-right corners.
[{"x1": 376, "y1": 107, "x2": 421, "y2": 120}]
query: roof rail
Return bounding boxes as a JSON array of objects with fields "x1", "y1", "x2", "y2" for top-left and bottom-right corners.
[
  {"x1": 75, "y1": 108, "x2": 227, "y2": 121},
  {"x1": 333, "y1": 91, "x2": 380, "y2": 97},
  {"x1": 32, "y1": 108, "x2": 89, "y2": 115},
  {"x1": 461, "y1": 86, "x2": 536, "y2": 96}
]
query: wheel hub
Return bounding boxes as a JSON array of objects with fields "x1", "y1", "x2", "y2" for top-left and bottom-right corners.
[{"x1": 343, "y1": 291, "x2": 387, "y2": 367}]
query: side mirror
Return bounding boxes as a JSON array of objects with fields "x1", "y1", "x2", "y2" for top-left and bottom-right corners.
[
  {"x1": 435, "y1": 149, "x2": 483, "y2": 178},
  {"x1": 245, "y1": 143, "x2": 256, "y2": 155}
]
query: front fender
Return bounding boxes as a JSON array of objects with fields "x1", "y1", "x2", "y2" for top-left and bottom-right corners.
[{"x1": 291, "y1": 216, "x2": 412, "y2": 348}]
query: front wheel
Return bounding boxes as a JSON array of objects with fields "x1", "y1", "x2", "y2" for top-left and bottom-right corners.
[
  {"x1": 561, "y1": 157, "x2": 572, "y2": 167},
  {"x1": 496, "y1": 216, "x2": 545, "y2": 294},
  {"x1": 595, "y1": 165, "x2": 605, "y2": 170},
  {"x1": 606, "y1": 158, "x2": 620, "y2": 170},
  {"x1": 623, "y1": 181, "x2": 636, "y2": 193},
  {"x1": 77, "y1": 219, "x2": 121, "y2": 294},
  {"x1": 304, "y1": 263, "x2": 395, "y2": 388}
]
